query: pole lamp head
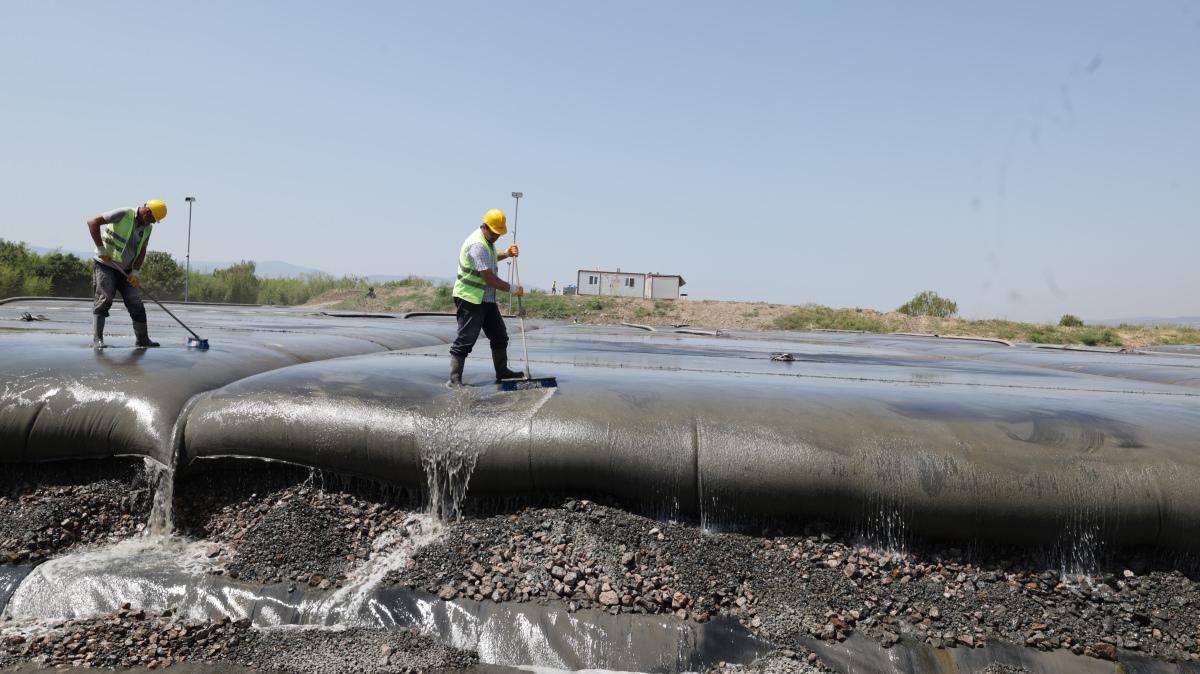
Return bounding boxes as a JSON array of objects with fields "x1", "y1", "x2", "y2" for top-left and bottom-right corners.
[
  {"x1": 185, "y1": 196, "x2": 196, "y2": 203},
  {"x1": 511, "y1": 192, "x2": 523, "y2": 199}
]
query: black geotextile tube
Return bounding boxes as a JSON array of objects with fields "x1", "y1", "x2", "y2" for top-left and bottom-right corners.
[
  {"x1": 0, "y1": 326, "x2": 453, "y2": 467},
  {"x1": 5, "y1": 300, "x2": 1200, "y2": 551},
  {"x1": 180, "y1": 344, "x2": 1200, "y2": 552}
]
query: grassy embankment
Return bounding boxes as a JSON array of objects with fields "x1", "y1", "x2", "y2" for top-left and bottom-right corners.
[{"x1": 318, "y1": 285, "x2": 1200, "y2": 349}]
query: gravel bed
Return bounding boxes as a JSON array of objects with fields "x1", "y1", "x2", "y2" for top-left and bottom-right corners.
[
  {"x1": 176, "y1": 468, "x2": 416, "y2": 587},
  {"x1": 0, "y1": 606, "x2": 476, "y2": 672},
  {"x1": 389, "y1": 499, "x2": 1200, "y2": 665},
  {"x1": 0, "y1": 460, "x2": 153, "y2": 565}
]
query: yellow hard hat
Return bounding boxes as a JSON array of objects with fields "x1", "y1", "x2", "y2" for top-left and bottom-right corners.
[
  {"x1": 482, "y1": 208, "x2": 507, "y2": 235},
  {"x1": 145, "y1": 200, "x2": 168, "y2": 223}
]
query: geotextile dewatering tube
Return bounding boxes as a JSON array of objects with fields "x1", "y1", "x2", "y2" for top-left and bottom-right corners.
[{"x1": 4, "y1": 300, "x2": 1200, "y2": 552}]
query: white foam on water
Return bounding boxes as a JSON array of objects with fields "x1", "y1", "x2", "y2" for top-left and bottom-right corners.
[{"x1": 5, "y1": 535, "x2": 219, "y2": 621}]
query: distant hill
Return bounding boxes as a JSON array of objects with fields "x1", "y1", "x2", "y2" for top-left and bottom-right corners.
[
  {"x1": 28, "y1": 245, "x2": 446, "y2": 283},
  {"x1": 188, "y1": 259, "x2": 325, "y2": 278},
  {"x1": 362, "y1": 273, "x2": 454, "y2": 286}
]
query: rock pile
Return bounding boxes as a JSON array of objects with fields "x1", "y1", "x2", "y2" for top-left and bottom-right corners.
[
  {"x1": 392, "y1": 499, "x2": 759, "y2": 624},
  {"x1": 0, "y1": 605, "x2": 477, "y2": 673},
  {"x1": 0, "y1": 604, "x2": 255, "y2": 669},
  {"x1": 189, "y1": 483, "x2": 415, "y2": 586},
  {"x1": 0, "y1": 460, "x2": 152, "y2": 564},
  {"x1": 390, "y1": 499, "x2": 1200, "y2": 665}
]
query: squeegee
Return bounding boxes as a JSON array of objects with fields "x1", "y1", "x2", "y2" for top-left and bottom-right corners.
[{"x1": 498, "y1": 256, "x2": 555, "y2": 391}]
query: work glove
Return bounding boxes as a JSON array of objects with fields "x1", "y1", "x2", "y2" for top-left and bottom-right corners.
[
  {"x1": 95, "y1": 247, "x2": 112, "y2": 263},
  {"x1": 506, "y1": 244, "x2": 519, "y2": 258},
  {"x1": 129, "y1": 271, "x2": 141, "y2": 288},
  {"x1": 513, "y1": 286, "x2": 525, "y2": 298}
]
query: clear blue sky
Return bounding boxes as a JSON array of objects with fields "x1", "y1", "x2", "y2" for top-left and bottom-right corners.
[{"x1": 2, "y1": 1, "x2": 1197, "y2": 321}]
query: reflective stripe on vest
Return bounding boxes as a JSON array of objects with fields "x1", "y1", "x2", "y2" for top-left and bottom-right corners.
[
  {"x1": 100, "y1": 208, "x2": 152, "y2": 268},
  {"x1": 452, "y1": 229, "x2": 495, "y2": 304}
]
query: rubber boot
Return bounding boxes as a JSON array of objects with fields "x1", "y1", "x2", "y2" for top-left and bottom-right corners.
[
  {"x1": 92, "y1": 315, "x2": 106, "y2": 349},
  {"x1": 492, "y1": 348, "x2": 524, "y2": 382},
  {"x1": 133, "y1": 322, "x2": 160, "y2": 348},
  {"x1": 448, "y1": 354, "x2": 466, "y2": 388}
]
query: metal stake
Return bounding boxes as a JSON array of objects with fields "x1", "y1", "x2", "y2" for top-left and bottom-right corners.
[
  {"x1": 184, "y1": 196, "x2": 196, "y2": 302},
  {"x1": 508, "y1": 191, "x2": 523, "y2": 314}
]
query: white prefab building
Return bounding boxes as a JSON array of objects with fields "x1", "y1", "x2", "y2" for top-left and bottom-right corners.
[
  {"x1": 646, "y1": 274, "x2": 686, "y2": 300},
  {"x1": 577, "y1": 270, "x2": 645, "y2": 298},
  {"x1": 576, "y1": 270, "x2": 687, "y2": 300}
]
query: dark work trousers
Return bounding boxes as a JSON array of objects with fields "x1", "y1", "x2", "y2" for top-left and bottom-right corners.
[
  {"x1": 450, "y1": 298, "x2": 509, "y2": 358},
  {"x1": 93, "y1": 262, "x2": 147, "y2": 323}
]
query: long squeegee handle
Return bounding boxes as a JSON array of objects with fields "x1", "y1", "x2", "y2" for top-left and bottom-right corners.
[
  {"x1": 513, "y1": 258, "x2": 532, "y2": 380},
  {"x1": 114, "y1": 267, "x2": 203, "y2": 341},
  {"x1": 143, "y1": 289, "x2": 203, "y2": 341}
]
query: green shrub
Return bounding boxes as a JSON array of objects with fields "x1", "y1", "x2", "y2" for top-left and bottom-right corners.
[
  {"x1": 142, "y1": 251, "x2": 187, "y2": 300},
  {"x1": 772, "y1": 305, "x2": 887, "y2": 333},
  {"x1": 383, "y1": 276, "x2": 431, "y2": 289},
  {"x1": 1077, "y1": 327, "x2": 1122, "y2": 347},
  {"x1": 33, "y1": 252, "x2": 91, "y2": 297},
  {"x1": 0, "y1": 240, "x2": 89, "y2": 299},
  {"x1": 0, "y1": 265, "x2": 24, "y2": 299},
  {"x1": 898, "y1": 291, "x2": 958, "y2": 318},
  {"x1": 1059, "y1": 314, "x2": 1084, "y2": 327}
]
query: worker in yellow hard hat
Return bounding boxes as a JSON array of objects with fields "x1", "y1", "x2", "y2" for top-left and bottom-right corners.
[
  {"x1": 448, "y1": 208, "x2": 524, "y2": 387},
  {"x1": 87, "y1": 200, "x2": 167, "y2": 349}
]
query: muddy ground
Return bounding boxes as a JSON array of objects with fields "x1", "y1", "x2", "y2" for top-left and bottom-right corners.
[{"x1": 4, "y1": 463, "x2": 1200, "y2": 672}]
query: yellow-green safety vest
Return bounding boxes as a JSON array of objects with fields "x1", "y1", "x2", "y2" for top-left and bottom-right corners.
[
  {"x1": 100, "y1": 208, "x2": 152, "y2": 269},
  {"x1": 452, "y1": 229, "x2": 495, "y2": 304}
]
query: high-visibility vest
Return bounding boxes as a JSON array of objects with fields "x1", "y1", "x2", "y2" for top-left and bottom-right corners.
[
  {"x1": 452, "y1": 229, "x2": 495, "y2": 304},
  {"x1": 99, "y1": 208, "x2": 152, "y2": 269}
]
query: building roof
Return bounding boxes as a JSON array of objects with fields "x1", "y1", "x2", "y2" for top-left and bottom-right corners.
[
  {"x1": 576, "y1": 269, "x2": 685, "y2": 285},
  {"x1": 577, "y1": 269, "x2": 647, "y2": 277}
]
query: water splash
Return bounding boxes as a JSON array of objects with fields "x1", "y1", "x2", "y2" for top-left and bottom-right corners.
[
  {"x1": 859, "y1": 491, "x2": 910, "y2": 555},
  {"x1": 1052, "y1": 466, "x2": 1111, "y2": 580},
  {"x1": 415, "y1": 387, "x2": 555, "y2": 521},
  {"x1": 144, "y1": 458, "x2": 174, "y2": 536},
  {"x1": 854, "y1": 444, "x2": 915, "y2": 554}
]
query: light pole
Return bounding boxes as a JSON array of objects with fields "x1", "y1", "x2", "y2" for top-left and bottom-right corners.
[
  {"x1": 508, "y1": 191, "x2": 523, "y2": 314},
  {"x1": 184, "y1": 197, "x2": 196, "y2": 302}
]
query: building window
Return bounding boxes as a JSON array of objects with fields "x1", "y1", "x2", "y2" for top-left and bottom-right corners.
[
  {"x1": 588, "y1": 275, "x2": 598, "y2": 285},
  {"x1": 625, "y1": 278, "x2": 635, "y2": 287}
]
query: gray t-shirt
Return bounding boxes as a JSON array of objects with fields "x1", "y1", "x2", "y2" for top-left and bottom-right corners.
[
  {"x1": 96, "y1": 208, "x2": 147, "y2": 271},
  {"x1": 465, "y1": 240, "x2": 498, "y2": 303}
]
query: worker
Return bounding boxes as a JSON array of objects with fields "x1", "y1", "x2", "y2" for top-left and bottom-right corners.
[
  {"x1": 87, "y1": 200, "x2": 167, "y2": 349},
  {"x1": 449, "y1": 208, "x2": 524, "y2": 387}
]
